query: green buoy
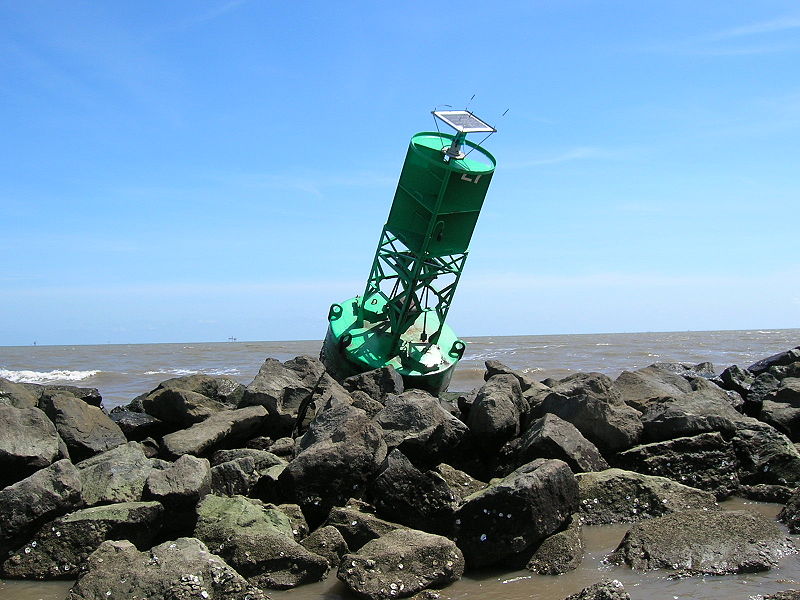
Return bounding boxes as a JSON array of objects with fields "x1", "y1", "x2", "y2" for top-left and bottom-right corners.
[{"x1": 321, "y1": 110, "x2": 497, "y2": 394}]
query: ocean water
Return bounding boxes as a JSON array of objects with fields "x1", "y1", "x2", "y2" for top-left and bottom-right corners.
[
  {"x1": 0, "y1": 329, "x2": 798, "y2": 410},
  {"x1": 1, "y1": 329, "x2": 800, "y2": 600}
]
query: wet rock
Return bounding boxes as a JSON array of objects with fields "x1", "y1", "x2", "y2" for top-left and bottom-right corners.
[
  {"x1": 276, "y1": 503, "x2": 310, "y2": 540},
  {"x1": 324, "y1": 502, "x2": 403, "y2": 551},
  {"x1": 0, "y1": 377, "x2": 40, "y2": 409},
  {"x1": 161, "y1": 405, "x2": 268, "y2": 459},
  {"x1": 764, "y1": 591, "x2": 800, "y2": 600},
  {"x1": 731, "y1": 418, "x2": 800, "y2": 487},
  {"x1": 65, "y1": 537, "x2": 267, "y2": 600},
  {"x1": 343, "y1": 366, "x2": 404, "y2": 402},
  {"x1": 2, "y1": 501, "x2": 163, "y2": 579},
  {"x1": 368, "y1": 450, "x2": 456, "y2": 535},
  {"x1": 39, "y1": 392, "x2": 126, "y2": 461},
  {"x1": 144, "y1": 454, "x2": 211, "y2": 534},
  {"x1": 776, "y1": 378, "x2": 800, "y2": 403},
  {"x1": 616, "y1": 432, "x2": 739, "y2": 499},
  {"x1": 718, "y1": 364, "x2": 755, "y2": 397},
  {"x1": 749, "y1": 347, "x2": 800, "y2": 376},
  {"x1": 501, "y1": 413, "x2": 609, "y2": 475},
  {"x1": 0, "y1": 459, "x2": 82, "y2": 553},
  {"x1": 432, "y1": 464, "x2": 486, "y2": 502},
  {"x1": 301, "y1": 525, "x2": 349, "y2": 567},
  {"x1": 337, "y1": 528, "x2": 464, "y2": 600},
  {"x1": 778, "y1": 487, "x2": 800, "y2": 533},
  {"x1": 109, "y1": 409, "x2": 166, "y2": 441},
  {"x1": 466, "y1": 375, "x2": 523, "y2": 449},
  {"x1": 738, "y1": 483, "x2": 794, "y2": 503},
  {"x1": 375, "y1": 389, "x2": 468, "y2": 467},
  {"x1": 211, "y1": 456, "x2": 258, "y2": 497},
  {"x1": 526, "y1": 516, "x2": 583, "y2": 575},
  {"x1": 610, "y1": 509, "x2": 795, "y2": 574},
  {"x1": 538, "y1": 377, "x2": 642, "y2": 452},
  {"x1": 0, "y1": 405, "x2": 61, "y2": 486},
  {"x1": 77, "y1": 442, "x2": 153, "y2": 506},
  {"x1": 453, "y1": 459, "x2": 578, "y2": 568},
  {"x1": 564, "y1": 579, "x2": 630, "y2": 600},
  {"x1": 278, "y1": 404, "x2": 386, "y2": 525},
  {"x1": 194, "y1": 494, "x2": 327, "y2": 589},
  {"x1": 576, "y1": 468, "x2": 716, "y2": 525}
]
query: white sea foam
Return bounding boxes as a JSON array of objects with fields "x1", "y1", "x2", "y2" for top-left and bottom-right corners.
[
  {"x1": 0, "y1": 369, "x2": 100, "y2": 384},
  {"x1": 143, "y1": 367, "x2": 241, "y2": 377}
]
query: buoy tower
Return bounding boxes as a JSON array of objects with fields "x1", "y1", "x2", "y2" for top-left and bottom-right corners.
[{"x1": 321, "y1": 110, "x2": 497, "y2": 394}]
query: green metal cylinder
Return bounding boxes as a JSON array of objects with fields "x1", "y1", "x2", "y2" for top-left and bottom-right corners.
[{"x1": 386, "y1": 132, "x2": 496, "y2": 257}]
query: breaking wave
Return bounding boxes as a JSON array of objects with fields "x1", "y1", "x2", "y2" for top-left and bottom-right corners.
[{"x1": 0, "y1": 369, "x2": 101, "y2": 384}]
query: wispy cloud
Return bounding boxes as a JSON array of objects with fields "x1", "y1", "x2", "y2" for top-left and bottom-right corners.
[{"x1": 649, "y1": 14, "x2": 800, "y2": 56}]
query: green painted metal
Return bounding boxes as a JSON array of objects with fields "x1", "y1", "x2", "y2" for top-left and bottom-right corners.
[{"x1": 321, "y1": 123, "x2": 495, "y2": 394}]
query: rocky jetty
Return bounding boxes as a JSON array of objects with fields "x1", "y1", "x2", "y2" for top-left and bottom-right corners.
[{"x1": 0, "y1": 345, "x2": 799, "y2": 599}]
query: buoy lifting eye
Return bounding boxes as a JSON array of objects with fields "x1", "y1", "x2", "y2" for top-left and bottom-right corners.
[{"x1": 328, "y1": 304, "x2": 343, "y2": 321}]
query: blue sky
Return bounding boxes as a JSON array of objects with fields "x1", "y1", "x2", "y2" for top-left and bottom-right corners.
[{"x1": 1, "y1": 1, "x2": 798, "y2": 345}]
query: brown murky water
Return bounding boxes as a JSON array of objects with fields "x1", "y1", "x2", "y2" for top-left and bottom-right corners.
[{"x1": 2, "y1": 499, "x2": 798, "y2": 600}]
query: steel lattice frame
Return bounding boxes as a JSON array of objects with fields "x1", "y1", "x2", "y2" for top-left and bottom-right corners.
[{"x1": 360, "y1": 227, "x2": 467, "y2": 353}]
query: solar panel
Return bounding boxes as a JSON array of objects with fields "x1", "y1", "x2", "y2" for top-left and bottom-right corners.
[{"x1": 433, "y1": 110, "x2": 496, "y2": 133}]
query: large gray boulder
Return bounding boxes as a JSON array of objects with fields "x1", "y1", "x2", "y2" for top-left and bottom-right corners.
[
  {"x1": 611, "y1": 509, "x2": 795, "y2": 574},
  {"x1": 538, "y1": 373, "x2": 642, "y2": 451},
  {"x1": 324, "y1": 502, "x2": 403, "y2": 551},
  {"x1": 39, "y1": 393, "x2": 126, "y2": 461},
  {"x1": 108, "y1": 409, "x2": 166, "y2": 441},
  {"x1": 161, "y1": 405, "x2": 268, "y2": 459},
  {"x1": 144, "y1": 454, "x2": 211, "y2": 533},
  {"x1": 210, "y1": 456, "x2": 258, "y2": 497},
  {"x1": 639, "y1": 390, "x2": 742, "y2": 442},
  {"x1": 576, "y1": 468, "x2": 716, "y2": 525},
  {"x1": 194, "y1": 494, "x2": 328, "y2": 589},
  {"x1": 0, "y1": 377, "x2": 40, "y2": 409},
  {"x1": 2, "y1": 501, "x2": 163, "y2": 579},
  {"x1": 453, "y1": 459, "x2": 578, "y2": 567},
  {"x1": 616, "y1": 432, "x2": 739, "y2": 499},
  {"x1": 614, "y1": 366, "x2": 692, "y2": 411},
  {"x1": 432, "y1": 464, "x2": 486, "y2": 502},
  {"x1": 501, "y1": 413, "x2": 609, "y2": 475},
  {"x1": 760, "y1": 399, "x2": 800, "y2": 441},
  {"x1": 368, "y1": 450, "x2": 456, "y2": 535},
  {"x1": 374, "y1": 389, "x2": 468, "y2": 467},
  {"x1": 778, "y1": 487, "x2": 800, "y2": 533},
  {"x1": 526, "y1": 516, "x2": 583, "y2": 575},
  {"x1": 0, "y1": 459, "x2": 82, "y2": 553},
  {"x1": 65, "y1": 537, "x2": 267, "y2": 600},
  {"x1": 278, "y1": 404, "x2": 386, "y2": 524},
  {"x1": 749, "y1": 347, "x2": 800, "y2": 375},
  {"x1": 300, "y1": 525, "x2": 349, "y2": 567},
  {"x1": 732, "y1": 418, "x2": 800, "y2": 487},
  {"x1": 77, "y1": 442, "x2": 153, "y2": 506},
  {"x1": 343, "y1": 366, "x2": 404, "y2": 402},
  {"x1": 337, "y1": 528, "x2": 464, "y2": 600},
  {"x1": 0, "y1": 405, "x2": 62, "y2": 486},
  {"x1": 139, "y1": 374, "x2": 245, "y2": 428},
  {"x1": 565, "y1": 579, "x2": 631, "y2": 600},
  {"x1": 466, "y1": 375, "x2": 523, "y2": 449}
]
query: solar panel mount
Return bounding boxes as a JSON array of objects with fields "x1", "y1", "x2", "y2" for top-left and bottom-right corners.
[{"x1": 432, "y1": 110, "x2": 496, "y2": 134}]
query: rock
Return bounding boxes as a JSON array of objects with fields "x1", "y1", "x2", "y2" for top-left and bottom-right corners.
[
  {"x1": 0, "y1": 460, "x2": 82, "y2": 553},
  {"x1": 731, "y1": 418, "x2": 800, "y2": 487},
  {"x1": 194, "y1": 494, "x2": 327, "y2": 589},
  {"x1": 526, "y1": 516, "x2": 583, "y2": 575},
  {"x1": 76, "y1": 442, "x2": 153, "y2": 506},
  {"x1": 300, "y1": 525, "x2": 349, "y2": 567},
  {"x1": 649, "y1": 361, "x2": 716, "y2": 379},
  {"x1": 765, "y1": 591, "x2": 800, "y2": 600},
  {"x1": 211, "y1": 456, "x2": 258, "y2": 497},
  {"x1": 0, "y1": 405, "x2": 61, "y2": 486},
  {"x1": 718, "y1": 365, "x2": 755, "y2": 397},
  {"x1": 161, "y1": 405, "x2": 268, "y2": 459},
  {"x1": 109, "y1": 410, "x2": 166, "y2": 441},
  {"x1": 639, "y1": 391, "x2": 741, "y2": 442},
  {"x1": 276, "y1": 503, "x2": 310, "y2": 540},
  {"x1": 2, "y1": 501, "x2": 163, "y2": 579},
  {"x1": 738, "y1": 484, "x2": 794, "y2": 503},
  {"x1": 760, "y1": 400, "x2": 800, "y2": 440},
  {"x1": 576, "y1": 468, "x2": 717, "y2": 525},
  {"x1": 144, "y1": 454, "x2": 211, "y2": 533},
  {"x1": 268, "y1": 437, "x2": 297, "y2": 459},
  {"x1": 432, "y1": 464, "x2": 486, "y2": 502},
  {"x1": 343, "y1": 366, "x2": 404, "y2": 402},
  {"x1": 614, "y1": 366, "x2": 692, "y2": 411},
  {"x1": 278, "y1": 404, "x2": 386, "y2": 524},
  {"x1": 466, "y1": 375, "x2": 523, "y2": 449},
  {"x1": 616, "y1": 432, "x2": 739, "y2": 499},
  {"x1": 27, "y1": 385, "x2": 103, "y2": 408},
  {"x1": 351, "y1": 390, "x2": 385, "y2": 417},
  {"x1": 65, "y1": 537, "x2": 267, "y2": 600},
  {"x1": 293, "y1": 373, "x2": 354, "y2": 434},
  {"x1": 564, "y1": 579, "x2": 630, "y2": 600},
  {"x1": 749, "y1": 372, "x2": 781, "y2": 405},
  {"x1": 453, "y1": 459, "x2": 578, "y2": 568},
  {"x1": 368, "y1": 450, "x2": 456, "y2": 535},
  {"x1": 749, "y1": 347, "x2": 800, "y2": 375},
  {"x1": 484, "y1": 361, "x2": 548, "y2": 395},
  {"x1": 324, "y1": 503, "x2": 403, "y2": 551},
  {"x1": 776, "y1": 378, "x2": 800, "y2": 404},
  {"x1": 142, "y1": 388, "x2": 230, "y2": 429},
  {"x1": 337, "y1": 528, "x2": 464, "y2": 600},
  {"x1": 779, "y1": 487, "x2": 800, "y2": 533},
  {"x1": 39, "y1": 392, "x2": 126, "y2": 461},
  {"x1": 610, "y1": 509, "x2": 795, "y2": 574},
  {"x1": 501, "y1": 413, "x2": 609, "y2": 475},
  {"x1": 375, "y1": 390, "x2": 468, "y2": 467},
  {"x1": 211, "y1": 448, "x2": 285, "y2": 470},
  {"x1": 0, "y1": 377, "x2": 40, "y2": 408},
  {"x1": 538, "y1": 384, "x2": 642, "y2": 452}
]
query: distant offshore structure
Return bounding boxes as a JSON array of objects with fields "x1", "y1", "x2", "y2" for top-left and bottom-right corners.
[
  {"x1": 321, "y1": 109, "x2": 498, "y2": 394},
  {"x1": 228, "y1": 337, "x2": 238, "y2": 342}
]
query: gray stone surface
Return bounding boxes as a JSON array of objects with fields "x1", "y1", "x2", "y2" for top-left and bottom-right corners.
[
  {"x1": 77, "y1": 442, "x2": 153, "y2": 506},
  {"x1": 526, "y1": 516, "x2": 584, "y2": 575},
  {"x1": 343, "y1": 366, "x2": 404, "y2": 402},
  {"x1": 324, "y1": 502, "x2": 403, "y2": 551},
  {"x1": 301, "y1": 525, "x2": 349, "y2": 567},
  {"x1": 564, "y1": 579, "x2": 631, "y2": 600},
  {"x1": 0, "y1": 405, "x2": 61, "y2": 485},
  {"x1": 466, "y1": 375, "x2": 523, "y2": 449},
  {"x1": 65, "y1": 537, "x2": 266, "y2": 600},
  {"x1": 161, "y1": 405, "x2": 268, "y2": 459}
]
